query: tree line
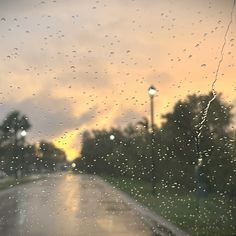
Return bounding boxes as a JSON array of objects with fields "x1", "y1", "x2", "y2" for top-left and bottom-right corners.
[
  {"x1": 74, "y1": 93, "x2": 236, "y2": 196},
  {"x1": 0, "y1": 111, "x2": 67, "y2": 178}
]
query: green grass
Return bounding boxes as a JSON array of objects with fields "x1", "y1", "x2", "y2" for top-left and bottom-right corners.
[
  {"x1": 102, "y1": 176, "x2": 236, "y2": 236},
  {"x1": 0, "y1": 176, "x2": 44, "y2": 191}
]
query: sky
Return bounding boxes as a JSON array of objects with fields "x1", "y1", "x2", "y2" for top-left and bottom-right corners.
[{"x1": 0, "y1": 0, "x2": 235, "y2": 160}]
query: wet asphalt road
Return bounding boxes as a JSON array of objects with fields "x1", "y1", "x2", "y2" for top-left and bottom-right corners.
[{"x1": 0, "y1": 174, "x2": 154, "y2": 236}]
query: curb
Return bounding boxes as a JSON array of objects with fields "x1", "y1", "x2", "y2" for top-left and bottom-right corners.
[{"x1": 98, "y1": 176, "x2": 190, "y2": 236}]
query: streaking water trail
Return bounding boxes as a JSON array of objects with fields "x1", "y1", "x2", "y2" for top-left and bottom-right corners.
[{"x1": 196, "y1": 0, "x2": 236, "y2": 155}]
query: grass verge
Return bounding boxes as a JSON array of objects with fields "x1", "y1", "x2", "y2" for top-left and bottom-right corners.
[
  {"x1": 0, "y1": 175, "x2": 44, "y2": 191},
  {"x1": 102, "y1": 175, "x2": 236, "y2": 236}
]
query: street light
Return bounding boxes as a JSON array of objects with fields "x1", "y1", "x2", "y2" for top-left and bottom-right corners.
[
  {"x1": 15, "y1": 130, "x2": 27, "y2": 179},
  {"x1": 148, "y1": 86, "x2": 157, "y2": 97},
  {"x1": 148, "y1": 85, "x2": 157, "y2": 195},
  {"x1": 20, "y1": 130, "x2": 27, "y2": 137}
]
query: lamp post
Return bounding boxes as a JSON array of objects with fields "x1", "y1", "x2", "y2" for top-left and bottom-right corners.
[
  {"x1": 14, "y1": 130, "x2": 27, "y2": 179},
  {"x1": 20, "y1": 130, "x2": 27, "y2": 137},
  {"x1": 148, "y1": 85, "x2": 157, "y2": 195},
  {"x1": 195, "y1": 156, "x2": 203, "y2": 211}
]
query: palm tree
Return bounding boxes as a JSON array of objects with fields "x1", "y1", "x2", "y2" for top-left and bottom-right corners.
[{"x1": 0, "y1": 111, "x2": 31, "y2": 178}]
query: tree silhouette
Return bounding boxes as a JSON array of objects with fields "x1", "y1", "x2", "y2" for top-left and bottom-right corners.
[
  {"x1": 0, "y1": 111, "x2": 31, "y2": 177},
  {"x1": 78, "y1": 93, "x2": 236, "y2": 196}
]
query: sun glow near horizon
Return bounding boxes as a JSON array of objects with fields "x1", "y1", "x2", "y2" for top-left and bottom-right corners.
[{"x1": 0, "y1": 0, "x2": 235, "y2": 161}]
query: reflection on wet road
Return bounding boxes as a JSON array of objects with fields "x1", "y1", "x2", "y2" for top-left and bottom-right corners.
[{"x1": 0, "y1": 174, "x2": 153, "y2": 236}]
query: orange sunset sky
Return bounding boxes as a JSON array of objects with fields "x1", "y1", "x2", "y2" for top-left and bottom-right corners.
[{"x1": 0, "y1": 0, "x2": 235, "y2": 160}]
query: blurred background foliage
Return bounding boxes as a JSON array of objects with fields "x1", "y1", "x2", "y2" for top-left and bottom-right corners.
[
  {"x1": 0, "y1": 111, "x2": 67, "y2": 178},
  {"x1": 75, "y1": 93, "x2": 236, "y2": 196}
]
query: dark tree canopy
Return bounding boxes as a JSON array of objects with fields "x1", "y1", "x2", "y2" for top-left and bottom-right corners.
[
  {"x1": 77, "y1": 93, "x2": 236, "y2": 196},
  {"x1": 0, "y1": 110, "x2": 67, "y2": 177}
]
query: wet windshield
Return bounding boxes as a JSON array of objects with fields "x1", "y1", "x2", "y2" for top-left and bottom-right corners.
[{"x1": 0, "y1": 0, "x2": 236, "y2": 235}]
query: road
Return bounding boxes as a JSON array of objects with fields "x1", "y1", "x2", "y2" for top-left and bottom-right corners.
[{"x1": 0, "y1": 174, "x2": 154, "y2": 236}]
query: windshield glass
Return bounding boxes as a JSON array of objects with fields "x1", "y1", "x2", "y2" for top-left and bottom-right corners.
[{"x1": 0, "y1": 0, "x2": 235, "y2": 235}]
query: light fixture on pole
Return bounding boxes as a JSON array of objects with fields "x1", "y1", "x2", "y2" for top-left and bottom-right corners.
[{"x1": 148, "y1": 85, "x2": 157, "y2": 195}]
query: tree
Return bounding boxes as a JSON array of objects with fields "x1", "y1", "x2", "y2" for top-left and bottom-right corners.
[
  {"x1": 39, "y1": 141, "x2": 66, "y2": 171},
  {"x1": 0, "y1": 111, "x2": 31, "y2": 177},
  {"x1": 78, "y1": 92, "x2": 236, "y2": 196},
  {"x1": 161, "y1": 93, "x2": 234, "y2": 193},
  {"x1": 21, "y1": 144, "x2": 38, "y2": 174}
]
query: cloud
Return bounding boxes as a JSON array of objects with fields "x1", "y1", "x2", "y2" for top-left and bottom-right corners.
[
  {"x1": 147, "y1": 72, "x2": 173, "y2": 85},
  {"x1": 114, "y1": 109, "x2": 143, "y2": 126},
  {"x1": 0, "y1": 91, "x2": 97, "y2": 141},
  {"x1": 0, "y1": 0, "x2": 235, "y2": 160},
  {"x1": 56, "y1": 62, "x2": 112, "y2": 89}
]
